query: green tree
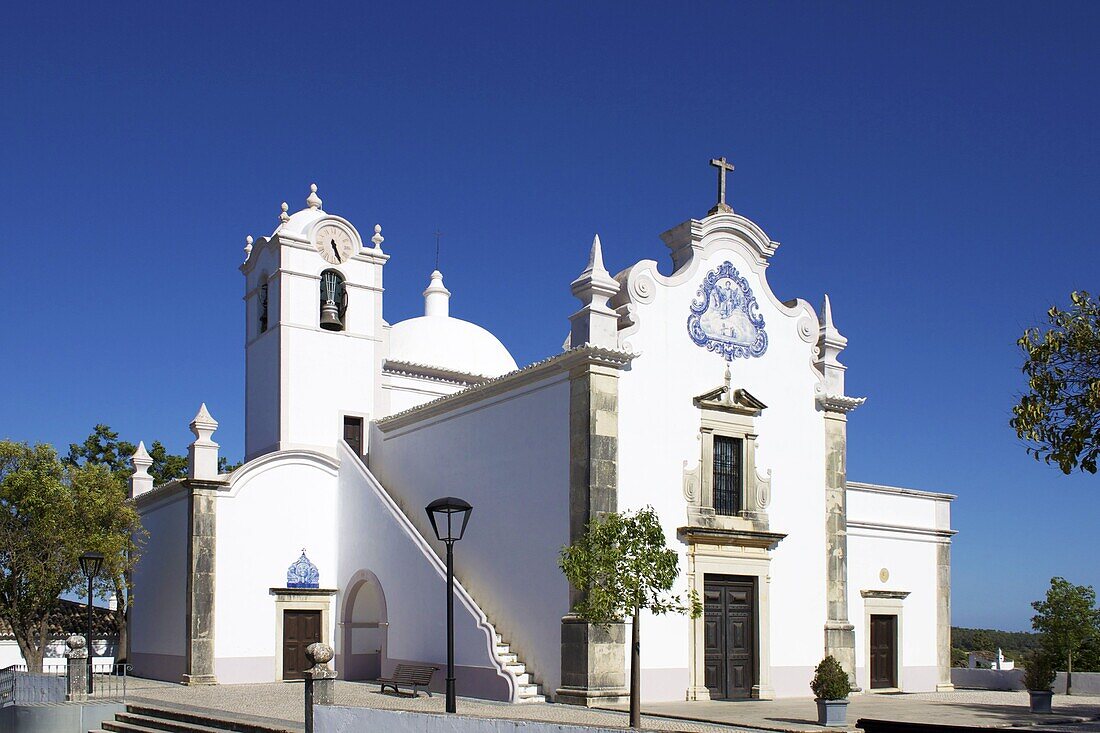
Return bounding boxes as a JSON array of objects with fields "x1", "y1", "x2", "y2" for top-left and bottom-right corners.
[
  {"x1": 1032, "y1": 576, "x2": 1100, "y2": 693},
  {"x1": 0, "y1": 441, "x2": 142, "y2": 670},
  {"x1": 66, "y1": 424, "x2": 191, "y2": 487},
  {"x1": 1011, "y1": 291, "x2": 1100, "y2": 474},
  {"x1": 559, "y1": 507, "x2": 700, "y2": 728}
]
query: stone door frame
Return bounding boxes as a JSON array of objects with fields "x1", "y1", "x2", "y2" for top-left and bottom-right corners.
[
  {"x1": 270, "y1": 588, "x2": 337, "y2": 682},
  {"x1": 860, "y1": 590, "x2": 908, "y2": 693}
]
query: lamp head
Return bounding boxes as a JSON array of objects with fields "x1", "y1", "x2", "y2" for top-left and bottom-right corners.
[
  {"x1": 79, "y1": 552, "x2": 105, "y2": 580},
  {"x1": 425, "y1": 497, "x2": 472, "y2": 543}
]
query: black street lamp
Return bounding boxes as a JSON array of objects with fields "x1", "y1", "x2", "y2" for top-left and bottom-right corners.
[
  {"x1": 79, "y1": 552, "x2": 104, "y2": 694},
  {"x1": 425, "y1": 497, "x2": 472, "y2": 714}
]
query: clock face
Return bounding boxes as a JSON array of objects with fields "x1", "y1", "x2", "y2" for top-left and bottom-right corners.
[{"x1": 314, "y1": 224, "x2": 356, "y2": 264}]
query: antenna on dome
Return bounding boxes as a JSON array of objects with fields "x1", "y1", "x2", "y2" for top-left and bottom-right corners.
[{"x1": 433, "y1": 229, "x2": 443, "y2": 271}]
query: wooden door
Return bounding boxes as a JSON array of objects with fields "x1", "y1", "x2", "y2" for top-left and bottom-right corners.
[
  {"x1": 703, "y1": 576, "x2": 756, "y2": 699},
  {"x1": 343, "y1": 416, "x2": 364, "y2": 456},
  {"x1": 870, "y1": 614, "x2": 897, "y2": 689},
  {"x1": 283, "y1": 610, "x2": 322, "y2": 680}
]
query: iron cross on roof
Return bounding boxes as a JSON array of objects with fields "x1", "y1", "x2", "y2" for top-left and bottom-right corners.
[{"x1": 709, "y1": 156, "x2": 735, "y2": 215}]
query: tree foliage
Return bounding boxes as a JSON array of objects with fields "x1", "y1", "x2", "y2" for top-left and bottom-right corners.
[
  {"x1": 560, "y1": 507, "x2": 699, "y2": 624},
  {"x1": 810, "y1": 655, "x2": 851, "y2": 700},
  {"x1": 1011, "y1": 291, "x2": 1100, "y2": 474},
  {"x1": 0, "y1": 440, "x2": 141, "y2": 670},
  {"x1": 1032, "y1": 576, "x2": 1100, "y2": 690},
  {"x1": 66, "y1": 424, "x2": 192, "y2": 486}
]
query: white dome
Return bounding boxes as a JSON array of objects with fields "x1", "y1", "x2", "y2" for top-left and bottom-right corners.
[
  {"x1": 388, "y1": 316, "x2": 517, "y2": 378},
  {"x1": 387, "y1": 270, "x2": 517, "y2": 378}
]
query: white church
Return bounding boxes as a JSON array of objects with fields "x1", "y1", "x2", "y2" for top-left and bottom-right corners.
[{"x1": 127, "y1": 164, "x2": 956, "y2": 704}]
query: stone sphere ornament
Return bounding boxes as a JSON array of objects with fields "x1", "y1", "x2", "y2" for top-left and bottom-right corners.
[
  {"x1": 66, "y1": 634, "x2": 87, "y2": 651},
  {"x1": 306, "y1": 642, "x2": 334, "y2": 667}
]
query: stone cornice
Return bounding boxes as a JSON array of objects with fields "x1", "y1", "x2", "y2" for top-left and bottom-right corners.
[
  {"x1": 269, "y1": 587, "x2": 338, "y2": 597},
  {"x1": 847, "y1": 520, "x2": 957, "y2": 539},
  {"x1": 382, "y1": 359, "x2": 493, "y2": 386},
  {"x1": 376, "y1": 346, "x2": 634, "y2": 433},
  {"x1": 861, "y1": 589, "x2": 911, "y2": 600},
  {"x1": 676, "y1": 526, "x2": 787, "y2": 550},
  {"x1": 134, "y1": 476, "x2": 230, "y2": 508},
  {"x1": 817, "y1": 393, "x2": 866, "y2": 414},
  {"x1": 847, "y1": 481, "x2": 957, "y2": 501}
]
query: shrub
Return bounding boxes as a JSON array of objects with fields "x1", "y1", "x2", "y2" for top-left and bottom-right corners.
[
  {"x1": 1024, "y1": 652, "x2": 1056, "y2": 692},
  {"x1": 810, "y1": 655, "x2": 851, "y2": 700}
]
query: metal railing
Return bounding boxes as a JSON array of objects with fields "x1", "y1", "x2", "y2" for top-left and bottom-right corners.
[
  {"x1": 90, "y1": 662, "x2": 132, "y2": 700},
  {"x1": 0, "y1": 662, "x2": 131, "y2": 705}
]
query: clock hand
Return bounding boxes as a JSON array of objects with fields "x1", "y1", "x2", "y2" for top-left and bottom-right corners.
[{"x1": 331, "y1": 239, "x2": 339, "y2": 260}]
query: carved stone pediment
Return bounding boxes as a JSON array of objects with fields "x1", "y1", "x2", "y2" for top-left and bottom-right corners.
[
  {"x1": 693, "y1": 372, "x2": 767, "y2": 417},
  {"x1": 677, "y1": 526, "x2": 786, "y2": 551}
]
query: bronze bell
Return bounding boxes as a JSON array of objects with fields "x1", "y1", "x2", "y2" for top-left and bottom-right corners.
[{"x1": 320, "y1": 301, "x2": 343, "y2": 331}]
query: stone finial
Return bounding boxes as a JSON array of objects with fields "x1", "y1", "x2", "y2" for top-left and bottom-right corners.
[
  {"x1": 306, "y1": 183, "x2": 322, "y2": 210},
  {"x1": 187, "y1": 403, "x2": 220, "y2": 480},
  {"x1": 130, "y1": 441, "x2": 154, "y2": 498},
  {"x1": 244, "y1": 235, "x2": 253, "y2": 262},
  {"x1": 371, "y1": 223, "x2": 384, "y2": 249},
  {"x1": 66, "y1": 634, "x2": 87, "y2": 654},
  {"x1": 423, "y1": 270, "x2": 451, "y2": 317},
  {"x1": 816, "y1": 294, "x2": 848, "y2": 395},
  {"x1": 569, "y1": 234, "x2": 621, "y2": 349},
  {"x1": 279, "y1": 202, "x2": 290, "y2": 223},
  {"x1": 306, "y1": 642, "x2": 334, "y2": 668}
]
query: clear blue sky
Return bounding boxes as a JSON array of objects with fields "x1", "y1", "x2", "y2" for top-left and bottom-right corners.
[{"x1": 2, "y1": 1, "x2": 1096, "y2": 631}]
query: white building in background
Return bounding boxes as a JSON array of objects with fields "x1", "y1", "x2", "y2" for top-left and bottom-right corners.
[{"x1": 128, "y1": 166, "x2": 956, "y2": 703}]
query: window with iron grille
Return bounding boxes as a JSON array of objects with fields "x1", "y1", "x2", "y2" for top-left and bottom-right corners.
[{"x1": 713, "y1": 435, "x2": 743, "y2": 516}]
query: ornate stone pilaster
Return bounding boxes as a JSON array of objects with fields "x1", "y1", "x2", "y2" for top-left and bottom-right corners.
[
  {"x1": 936, "y1": 543, "x2": 954, "y2": 691},
  {"x1": 183, "y1": 478, "x2": 223, "y2": 685},
  {"x1": 557, "y1": 353, "x2": 629, "y2": 706},
  {"x1": 815, "y1": 295, "x2": 864, "y2": 688}
]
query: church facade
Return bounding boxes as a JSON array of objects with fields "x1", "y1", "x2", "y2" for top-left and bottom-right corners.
[{"x1": 128, "y1": 169, "x2": 955, "y2": 703}]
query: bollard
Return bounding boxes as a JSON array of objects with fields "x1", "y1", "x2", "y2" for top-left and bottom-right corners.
[
  {"x1": 304, "y1": 643, "x2": 336, "y2": 733},
  {"x1": 66, "y1": 635, "x2": 89, "y2": 702}
]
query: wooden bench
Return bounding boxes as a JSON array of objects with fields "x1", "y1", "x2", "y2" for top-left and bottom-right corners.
[{"x1": 376, "y1": 664, "x2": 439, "y2": 697}]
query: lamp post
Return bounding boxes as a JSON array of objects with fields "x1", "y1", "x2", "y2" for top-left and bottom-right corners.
[
  {"x1": 78, "y1": 552, "x2": 104, "y2": 694},
  {"x1": 425, "y1": 497, "x2": 472, "y2": 714}
]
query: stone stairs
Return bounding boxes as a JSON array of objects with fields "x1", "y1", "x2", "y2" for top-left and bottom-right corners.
[
  {"x1": 92, "y1": 704, "x2": 296, "y2": 733},
  {"x1": 492, "y1": 631, "x2": 545, "y2": 703}
]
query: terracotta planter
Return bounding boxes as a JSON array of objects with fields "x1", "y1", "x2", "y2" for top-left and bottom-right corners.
[
  {"x1": 1029, "y1": 689, "x2": 1053, "y2": 714},
  {"x1": 816, "y1": 698, "x2": 848, "y2": 727}
]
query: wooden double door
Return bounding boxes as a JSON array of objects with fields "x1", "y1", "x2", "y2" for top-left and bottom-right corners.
[
  {"x1": 283, "y1": 610, "x2": 322, "y2": 680},
  {"x1": 871, "y1": 611, "x2": 897, "y2": 686},
  {"x1": 703, "y1": 575, "x2": 756, "y2": 700},
  {"x1": 870, "y1": 614, "x2": 898, "y2": 689}
]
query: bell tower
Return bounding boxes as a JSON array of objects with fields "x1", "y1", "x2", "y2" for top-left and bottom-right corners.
[{"x1": 240, "y1": 184, "x2": 389, "y2": 460}]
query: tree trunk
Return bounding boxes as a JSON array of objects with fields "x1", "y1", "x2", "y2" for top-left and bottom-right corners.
[
  {"x1": 12, "y1": 615, "x2": 48, "y2": 672},
  {"x1": 1067, "y1": 650, "x2": 1073, "y2": 695},
  {"x1": 630, "y1": 607, "x2": 640, "y2": 729}
]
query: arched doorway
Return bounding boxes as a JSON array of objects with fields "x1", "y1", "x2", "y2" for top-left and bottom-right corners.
[{"x1": 341, "y1": 570, "x2": 387, "y2": 681}]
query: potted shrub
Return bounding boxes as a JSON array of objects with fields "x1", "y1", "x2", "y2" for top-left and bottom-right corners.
[
  {"x1": 1024, "y1": 653, "x2": 1056, "y2": 714},
  {"x1": 811, "y1": 655, "x2": 851, "y2": 727}
]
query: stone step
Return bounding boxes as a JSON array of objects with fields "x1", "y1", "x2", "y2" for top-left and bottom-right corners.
[
  {"x1": 516, "y1": 683, "x2": 540, "y2": 697},
  {"x1": 497, "y1": 652, "x2": 518, "y2": 664},
  {"x1": 110, "y1": 712, "x2": 262, "y2": 733},
  {"x1": 102, "y1": 723, "x2": 187, "y2": 733},
  {"x1": 511, "y1": 672, "x2": 531, "y2": 685},
  {"x1": 494, "y1": 632, "x2": 502, "y2": 644},
  {"x1": 494, "y1": 643, "x2": 511, "y2": 655},
  {"x1": 515, "y1": 693, "x2": 547, "y2": 704},
  {"x1": 123, "y1": 705, "x2": 294, "y2": 733},
  {"x1": 504, "y1": 662, "x2": 526, "y2": 676}
]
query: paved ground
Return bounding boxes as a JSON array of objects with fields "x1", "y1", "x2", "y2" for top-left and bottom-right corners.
[
  {"x1": 605, "y1": 690, "x2": 1100, "y2": 731},
  {"x1": 124, "y1": 678, "x2": 1100, "y2": 733}
]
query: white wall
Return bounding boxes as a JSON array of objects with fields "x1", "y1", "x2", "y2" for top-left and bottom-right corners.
[
  {"x1": 130, "y1": 489, "x2": 188, "y2": 680},
  {"x1": 213, "y1": 450, "x2": 340, "y2": 683},
  {"x1": 337, "y1": 443, "x2": 514, "y2": 701},
  {"x1": 847, "y1": 485, "x2": 952, "y2": 692},
  {"x1": 615, "y1": 234, "x2": 826, "y2": 699},
  {"x1": 368, "y1": 373, "x2": 572, "y2": 696}
]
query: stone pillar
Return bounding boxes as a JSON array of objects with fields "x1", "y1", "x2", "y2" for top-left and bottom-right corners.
[
  {"x1": 557, "y1": 354, "x2": 629, "y2": 706},
  {"x1": 823, "y1": 410, "x2": 857, "y2": 688},
  {"x1": 183, "y1": 479, "x2": 221, "y2": 685},
  {"x1": 305, "y1": 643, "x2": 336, "y2": 733},
  {"x1": 936, "y1": 543, "x2": 954, "y2": 692},
  {"x1": 65, "y1": 635, "x2": 88, "y2": 702}
]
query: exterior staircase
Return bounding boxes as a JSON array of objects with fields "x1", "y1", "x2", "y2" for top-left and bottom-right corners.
[
  {"x1": 93, "y1": 704, "x2": 295, "y2": 733},
  {"x1": 493, "y1": 631, "x2": 545, "y2": 703}
]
